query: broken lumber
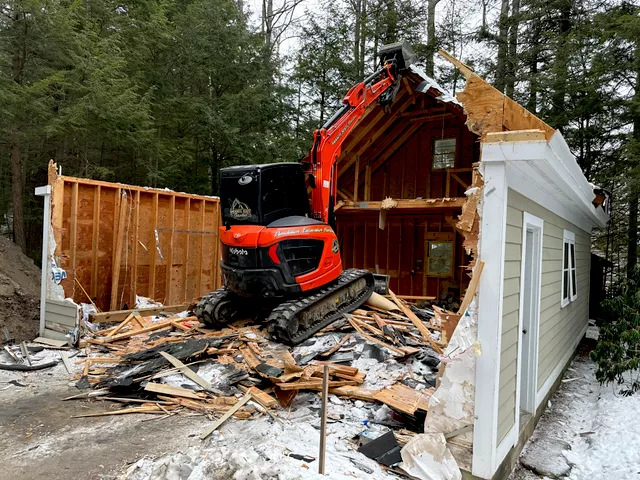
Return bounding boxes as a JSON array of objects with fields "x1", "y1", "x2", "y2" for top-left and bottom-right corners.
[
  {"x1": 71, "y1": 405, "x2": 174, "y2": 418},
  {"x1": 32, "y1": 336, "x2": 67, "y2": 347},
  {"x1": 329, "y1": 386, "x2": 377, "y2": 402},
  {"x1": 88, "y1": 304, "x2": 190, "y2": 324},
  {"x1": 158, "y1": 351, "x2": 213, "y2": 391},
  {"x1": 239, "y1": 386, "x2": 279, "y2": 409},
  {"x1": 372, "y1": 384, "x2": 433, "y2": 416},
  {"x1": 144, "y1": 382, "x2": 204, "y2": 400},
  {"x1": 275, "y1": 379, "x2": 359, "y2": 391},
  {"x1": 200, "y1": 392, "x2": 253, "y2": 440},
  {"x1": 347, "y1": 318, "x2": 406, "y2": 356},
  {"x1": 320, "y1": 334, "x2": 351, "y2": 357},
  {"x1": 457, "y1": 260, "x2": 484, "y2": 315},
  {"x1": 388, "y1": 290, "x2": 444, "y2": 354}
]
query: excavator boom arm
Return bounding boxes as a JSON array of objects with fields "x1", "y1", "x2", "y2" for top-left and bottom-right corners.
[{"x1": 308, "y1": 62, "x2": 402, "y2": 225}]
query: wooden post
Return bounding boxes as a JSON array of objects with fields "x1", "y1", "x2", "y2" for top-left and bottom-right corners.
[
  {"x1": 130, "y1": 190, "x2": 140, "y2": 306},
  {"x1": 183, "y1": 198, "x2": 191, "y2": 301},
  {"x1": 195, "y1": 199, "x2": 205, "y2": 298},
  {"x1": 91, "y1": 186, "x2": 100, "y2": 298},
  {"x1": 364, "y1": 164, "x2": 371, "y2": 201},
  {"x1": 70, "y1": 182, "x2": 79, "y2": 293},
  {"x1": 353, "y1": 155, "x2": 360, "y2": 202},
  {"x1": 319, "y1": 364, "x2": 329, "y2": 475},
  {"x1": 148, "y1": 192, "x2": 159, "y2": 301},
  {"x1": 110, "y1": 190, "x2": 128, "y2": 310},
  {"x1": 166, "y1": 195, "x2": 175, "y2": 305},
  {"x1": 445, "y1": 169, "x2": 451, "y2": 197}
]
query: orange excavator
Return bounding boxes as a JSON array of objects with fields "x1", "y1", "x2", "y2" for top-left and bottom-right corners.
[{"x1": 195, "y1": 41, "x2": 416, "y2": 344}]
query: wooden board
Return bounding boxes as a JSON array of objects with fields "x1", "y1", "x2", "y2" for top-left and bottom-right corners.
[
  {"x1": 48, "y1": 161, "x2": 221, "y2": 312},
  {"x1": 372, "y1": 383, "x2": 434, "y2": 415},
  {"x1": 88, "y1": 304, "x2": 189, "y2": 324}
]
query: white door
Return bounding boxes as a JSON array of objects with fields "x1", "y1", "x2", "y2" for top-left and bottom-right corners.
[{"x1": 516, "y1": 213, "x2": 543, "y2": 421}]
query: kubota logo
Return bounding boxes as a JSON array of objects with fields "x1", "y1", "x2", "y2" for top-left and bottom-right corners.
[{"x1": 230, "y1": 248, "x2": 248, "y2": 256}]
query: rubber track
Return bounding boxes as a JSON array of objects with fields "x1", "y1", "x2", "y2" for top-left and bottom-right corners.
[
  {"x1": 267, "y1": 269, "x2": 375, "y2": 345},
  {"x1": 194, "y1": 288, "x2": 234, "y2": 328}
]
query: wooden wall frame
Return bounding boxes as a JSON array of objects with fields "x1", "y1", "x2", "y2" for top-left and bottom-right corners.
[{"x1": 47, "y1": 161, "x2": 222, "y2": 312}]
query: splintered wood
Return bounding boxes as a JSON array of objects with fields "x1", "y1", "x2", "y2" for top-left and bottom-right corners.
[{"x1": 69, "y1": 291, "x2": 456, "y2": 439}]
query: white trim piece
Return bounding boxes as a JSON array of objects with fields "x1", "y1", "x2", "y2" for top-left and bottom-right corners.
[
  {"x1": 536, "y1": 322, "x2": 589, "y2": 407},
  {"x1": 35, "y1": 185, "x2": 52, "y2": 337},
  {"x1": 496, "y1": 423, "x2": 518, "y2": 468},
  {"x1": 472, "y1": 160, "x2": 509, "y2": 479},
  {"x1": 514, "y1": 212, "x2": 543, "y2": 446},
  {"x1": 481, "y1": 139, "x2": 608, "y2": 230}
]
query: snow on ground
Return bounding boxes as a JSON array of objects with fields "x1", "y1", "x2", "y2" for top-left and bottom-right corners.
[{"x1": 512, "y1": 326, "x2": 640, "y2": 480}]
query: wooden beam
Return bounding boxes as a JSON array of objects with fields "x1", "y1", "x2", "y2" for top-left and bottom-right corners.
[
  {"x1": 388, "y1": 290, "x2": 444, "y2": 354},
  {"x1": 200, "y1": 392, "x2": 252, "y2": 440},
  {"x1": 337, "y1": 91, "x2": 414, "y2": 177},
  {"x1": 458, "y1": 260, "x2": 484, "y2": 315},
  {"x1": 88, "y1": 303, "x2": 189, "y2": 323},
  {"x1": 110, "y1": 190, "x2": 128, "y2": 311}
]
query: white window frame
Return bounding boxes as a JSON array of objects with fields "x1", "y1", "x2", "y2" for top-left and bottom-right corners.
[{"x1": 561, "y1": 230, "x2": 577, "y2": 307}]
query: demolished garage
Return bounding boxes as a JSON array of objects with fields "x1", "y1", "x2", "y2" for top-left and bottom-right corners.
[{"x1": 8, "y1": 51, "x2": 609, "y2": 480}]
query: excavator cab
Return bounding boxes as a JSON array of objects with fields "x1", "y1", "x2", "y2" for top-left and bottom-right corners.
[{"x1": 220, "y1": 163, "x2": 309, "y2": 227}]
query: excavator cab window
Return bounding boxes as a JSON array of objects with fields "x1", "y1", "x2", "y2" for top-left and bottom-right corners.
[{"x1": 220, "y1": 163, "x2": 309, "y2": 227}]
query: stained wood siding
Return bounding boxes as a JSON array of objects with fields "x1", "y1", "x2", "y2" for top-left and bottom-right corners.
[{"x1": 497, "y1": 188, "x2": 591, "y2": 445}]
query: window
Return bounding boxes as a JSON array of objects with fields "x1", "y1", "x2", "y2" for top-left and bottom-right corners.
[
  {"x1": 427, "y1": 241, "x2": 453, "y2": 276},
  {"x1": 433, "y1": 138, "x2": 456, "y2": 170},
  {"x1": 561, "y1": 230, "x2": 577, "y2": 307}
]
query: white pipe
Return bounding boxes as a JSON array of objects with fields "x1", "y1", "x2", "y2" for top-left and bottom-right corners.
[{"x1": 35, "y1": 185, "x2": 51, "y2": 337}]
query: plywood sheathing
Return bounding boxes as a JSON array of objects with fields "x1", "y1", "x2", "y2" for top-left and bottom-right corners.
[
  {"x1": 438, "y1": 50, "x2": 555, "y2": 141},
  {"x1": 48, "y1": 160, "x2": 222, "y2": 312}
]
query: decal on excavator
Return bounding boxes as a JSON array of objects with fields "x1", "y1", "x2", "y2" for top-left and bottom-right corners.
[{"x1": 230, "y1": 198, "x2": 252, "y2": 220}]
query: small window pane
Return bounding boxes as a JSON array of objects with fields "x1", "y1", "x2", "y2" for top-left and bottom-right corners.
[
  {"x1": 433, "y1": 138, "x2": 456, "y2": 170},
  {"x1": 563, "y1": 271, "x2": 569, "y2": 299},
  {"x1": 570, "y1": 244, "x2": 576, "y2": 269},
  {"x1": 563, "y1": 242, "x2": 569, "y2": 269},
  {"x1": 427, "y1": 242, "x2": 453, "y2": 275},
  {"x1": 571, "y1": 270, "x2": 577, "y2": 297}
]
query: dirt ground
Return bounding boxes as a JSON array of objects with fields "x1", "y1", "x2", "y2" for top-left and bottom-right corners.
[
  {"x1": 0, "y1": 361, "x2": 210, "y2": 480},
  {"x1": 0, "y1": 235, "x2": 41, "y2": 342}
]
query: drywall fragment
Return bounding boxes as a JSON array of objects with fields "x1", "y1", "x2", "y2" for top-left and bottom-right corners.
[
  {"x1": 423, "y1": 301, "x2": 479, "y2": 444},
  {"x1": 400, "y1": 433, "x2": 461, "y2": 480}
]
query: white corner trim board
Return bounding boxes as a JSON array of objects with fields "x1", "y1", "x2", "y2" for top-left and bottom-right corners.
[
  {"x1": 472, "y1": 160, "x2": 508, "y2": 479},
  {"x1": 35, "y1": 185, "x2": 52, "y2": 337}
]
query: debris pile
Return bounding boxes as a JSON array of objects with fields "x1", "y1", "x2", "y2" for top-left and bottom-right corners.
[{"x1": 52, "y1": 290, "x2": 466, "y2": 475}]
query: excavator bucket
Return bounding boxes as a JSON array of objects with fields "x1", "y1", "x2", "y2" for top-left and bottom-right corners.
[{"x1": 378, "y1": 40, "x2": 416, "y2": 71}]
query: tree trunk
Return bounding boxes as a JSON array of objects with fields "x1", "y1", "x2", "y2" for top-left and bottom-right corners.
[
  {"x1": 494, "y1": 0, "x2": 510, "y2": 93},
  {"x1": 628, "y1": 42, "x2": 640, "y2": 278},
  {"x1": 425, "y1": 0, "x2": 440, "y2": 78},
  {"x1": 10, "y1": 11, "x2": 27, "y2": 253},
  {"x1": 360, "y1": 0, "x2": 367, "y2": 74},
  {"x1": 354, "y1": 0, "x2": 362, "y2": 77},
  {"x1": 550, "y1": 0, "x2": 572, "y2": 129},
  {"x1": 525, "y1": 19, "x2": 540, "y2": 112},
  {"x1": 628, "y1": 190, "x2": 638, "y2": 278},
  {"x1": 505, "y1": 0, "x2": 520, "y2": 98},
  {"x1": 10, "y1": 132, "x2": 26, "y2": 253}
]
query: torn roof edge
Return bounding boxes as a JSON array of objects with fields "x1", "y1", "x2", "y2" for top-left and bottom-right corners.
[{"x1": 409, "y1": 65, "x2": 462, "y2": 107}]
